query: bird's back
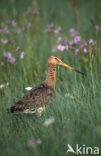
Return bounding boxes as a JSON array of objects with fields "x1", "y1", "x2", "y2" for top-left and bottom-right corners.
[{"x1": 7, "y1": 83, "x2": 55, "y2": 114}]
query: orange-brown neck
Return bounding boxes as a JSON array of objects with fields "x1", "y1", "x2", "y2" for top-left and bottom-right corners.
[{"x1": 44, "y1": 63, "x2": 56, "y2": 88}]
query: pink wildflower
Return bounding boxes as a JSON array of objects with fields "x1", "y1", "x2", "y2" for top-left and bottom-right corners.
[
  {"x1": 3, "y1": 52, "x2": 16, "y2": 64},
  {"x1": 83, "y1": 48, "x2": 87, "y2": 53},
  {"x1": 4, "y1": 52, "x2": 12, "y2": 59},
  {"x1": 75, "y1": 49, "x2": 80, "y2": 54},
  {"x1": 3, "y1": 26, "x2": 9, "y2": 34},
  {"x1": 46, "y1": 24, "x2": 54, "y2": 33},
  {"x1": 26, "y1": 23, "x2": 31, "y2": 29},
  {"x1": 69, "y1": 28, "x2": 78, "y2": 37},
  {"x1": 54, "y1": 27, "x2": 61, "y2": 34},
  {"x1": 1, "y1": 62, "x2": 5, "y2": 66},
  {"x1": 89, "y1": 39, "x2": 95, "y2": 45},
  {"x1": 69, "y1": 40, "x2": 75, "y2": 46},
  {"x1": 34, "y1": 10, "x2": 39, "y2": 16},
  {"x1": 74, "y1": 36, "x2": 81, "y2": 44},
  {"x1": 3, "y1": 39, "x2": 8, "y2": 44},
  {"x1": 57, "y1": 44, "x2": 65, "y2": 51},
  {"x1": 27, "y1": 138, "x2": 42, "y2": 147},
  {"x1": 81, "y1": 42, "x2": 88, "y2": 48},
  {"x1": 8, "y1": 57, "x2": 16, "y2": 64},
  {"x1": 11, "y1": 20, "x2": 16, "y2": 27},
  {"x1": 57, "y1": 37, "x2": 62, "y2": 42}
]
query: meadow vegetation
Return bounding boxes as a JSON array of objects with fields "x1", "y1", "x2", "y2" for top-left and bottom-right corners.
[{"x1": 0, "y1": 0, "x2": 101, "y2": 155}]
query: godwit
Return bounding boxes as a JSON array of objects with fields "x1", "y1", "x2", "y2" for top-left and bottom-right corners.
[{"x1": 7, "y1": 55, "x2": 84, "y2": 115}]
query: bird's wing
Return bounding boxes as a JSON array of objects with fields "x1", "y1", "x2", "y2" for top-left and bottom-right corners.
[
  {"x1": 8, "y1": 83, "x2": 55, "y2": 113},
  {"x1": 22, "y1": 83, "x2": 55, "y2": 107}
]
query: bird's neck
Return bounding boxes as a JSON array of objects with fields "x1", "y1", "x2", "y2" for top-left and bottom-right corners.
[{"x1": 44, "y1": 63, "x2": 56, "y2": 88}]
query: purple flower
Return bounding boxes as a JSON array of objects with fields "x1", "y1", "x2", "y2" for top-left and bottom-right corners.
[
  {"x1": 57, "y1": 37, "x2": 62, "y2": 42},
  {"x1": 11, "y1": 20, "x2": 17, "y2": 27},
  {"x1": 57, "y1": 44, "x2": 65, "y2": 51},
  {"x1": 81, "y1": 42, "x2": 88, "y2": 48},
  {"x1": 89, "y1": 39, "x2": 95, "y2": 45},
  {"x1": 74, "y1": 36, "x2": 81, "y2": 44},
  {"x1": 27, "y1": 138, "x2": 42, "y2": 147},
  {"x1": 4, "y1": 52, "x2": 12, "y2": 59},
  {"x1": 20, "y1": 52, "x2": 25, "y2": 59},
  {"x1": 3, "y1": 26, "x2": 9, "y2": 34},
  {"x1": 34, "y1": 10, "x2": 39, "y2": 16},
  {"x1": 48, "y1": 24, "x2": 54, "y2": 29},
  {"x1": 26, "y1": 23, "x2": 31, "y2": 29},
  {"x1": 54, "y1": 27, "x2": 61, "y2": 34},
  {"x1": 1, "y1": 62, "x2": 4, "y2": 66},
  {"x1": 28, "y1": 139, "x2": 35, "y2": 147},
  {"x1": 8, "y1": 57, "x2": 16, "y2": 64},
  {"x1": 75, "y1": 49, "x2": 80, "y2": 54},
  {"x1": 83, "y1": 48, "x2": 87, "y2": 53},
  {"x1": 46, "y1": 24, "x2": 54, "y2": 33},
  {"x1": 69, "y1": 28, "x2": 78, "y2": 37},
  {"x1": 69, "y1": 40, "x2": 75, "y2": 46},
  {"x1": 3, "y1": 39, "x2": 8, "y2": 44},
  {"x1": 3, "y1": 52, "x2": 16, "y2": 64}
]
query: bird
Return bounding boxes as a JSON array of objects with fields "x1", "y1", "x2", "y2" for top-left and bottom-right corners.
[{"x1": 7, "y1": 55, "x2": 84, "y2": 116}]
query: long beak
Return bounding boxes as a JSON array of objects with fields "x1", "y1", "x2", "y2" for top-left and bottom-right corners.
[{"x1": 60, "y1": 62, "x2": 85, "y2": 75}]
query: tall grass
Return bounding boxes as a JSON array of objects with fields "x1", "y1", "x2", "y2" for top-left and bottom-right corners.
[{"x1": 0, "y1": 0, "x2": 101, "y2": 156}]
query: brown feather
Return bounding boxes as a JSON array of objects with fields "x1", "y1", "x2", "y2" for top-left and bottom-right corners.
[
  {"x1": 7, "y1": 55, "x2": 83, "y2": 114},
  {"x1": 7, "y1": 83, "x2": 55, "y2": 114}
]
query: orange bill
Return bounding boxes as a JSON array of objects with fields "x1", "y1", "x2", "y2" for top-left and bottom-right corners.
[{"x1": 60, "y1": 63, "x2": 85, "y2": 76}]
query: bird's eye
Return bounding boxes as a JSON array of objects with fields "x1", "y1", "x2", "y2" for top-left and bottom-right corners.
[{"x1": 54, "y1": 57, "x2": 57, "y2": 59}]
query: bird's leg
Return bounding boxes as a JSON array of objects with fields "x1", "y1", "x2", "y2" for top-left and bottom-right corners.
[{"x1": 35, "y1": 106, "x2": 46, "y2": 117}]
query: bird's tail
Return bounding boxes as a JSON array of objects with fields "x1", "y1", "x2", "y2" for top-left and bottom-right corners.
[
  {"x1": 7, "y1": 107, "x2": 16, "y2": 113},
  {"x1": 7, "y1": 100, "x2": 25, "y2": 114}
]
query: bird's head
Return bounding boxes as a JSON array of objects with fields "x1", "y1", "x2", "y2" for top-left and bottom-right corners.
[
  {"x1": 48, "y1": 55, "x2": 63, "y2": 65},
  {"x1": 48, "y1": 55, "x2": 85, "y2": 75}
]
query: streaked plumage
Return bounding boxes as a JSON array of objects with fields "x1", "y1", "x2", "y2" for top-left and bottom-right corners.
[
  {"x1": 8, "y1": 83, "x2": 55, "y2": 115},
  {"x1": 7, "y1": 55, "x2": 84, "y2": 115}
]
